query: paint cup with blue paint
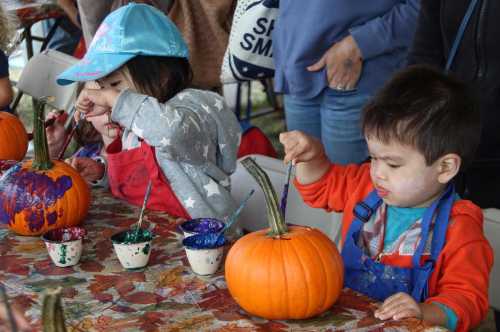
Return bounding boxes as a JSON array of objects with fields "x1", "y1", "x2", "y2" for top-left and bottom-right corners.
[
  {"x1": 111, "y1": 229, "x2": 154, "y2": 270},
  {"x1": 42, "y1": 226, "x2": 86, "y2": 267},
  {"x1": 179, "y1": 218, "x2": 225, "y2": 238},
  {"x1": 183, "y1": 233, "x2": 226, "y2": 275}
]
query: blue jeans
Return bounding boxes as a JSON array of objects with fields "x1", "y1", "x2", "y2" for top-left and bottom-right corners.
[{"x1": 284, "y1": 88, "x2": 370, "y2": 164}]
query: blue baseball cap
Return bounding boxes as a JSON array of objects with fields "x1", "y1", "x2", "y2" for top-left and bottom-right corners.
[{"x1": 57, "y1": 3, "x2": 189, "y2": 85}]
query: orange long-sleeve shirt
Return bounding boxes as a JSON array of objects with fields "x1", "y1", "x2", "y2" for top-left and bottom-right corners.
[{"x1": 295, "y1": 163, "x2": 493, "y2": 331}]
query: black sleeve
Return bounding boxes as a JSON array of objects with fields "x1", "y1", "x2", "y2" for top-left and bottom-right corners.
[
  {"x1": 407, "y1": 0, "x2": 445, "y2": 68},
  {"x1": 0, "y1": 51, "x2": 9, "y2": 79}
]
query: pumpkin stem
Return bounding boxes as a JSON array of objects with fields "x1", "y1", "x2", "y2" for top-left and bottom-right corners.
[
  {"x1": 42, "y1": 287, "x2": 67, "y2": 332},
  {"x1": 241, "y1": 157, "x2": 287, "y2": 236},
  {"x1": 32, "y1": 98, "x2": 54, "y2": 170}
]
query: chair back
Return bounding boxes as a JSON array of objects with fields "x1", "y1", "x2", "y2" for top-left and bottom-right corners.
[
  {"x1": 16, "y1": 49, "x2": 78, "y2": 111},
  {"x1": 230, "y1": 154, "x2": 342, "y2": 245},
  {"x1": 483, "y1": 209, "x2": 500, "y2": 311}
]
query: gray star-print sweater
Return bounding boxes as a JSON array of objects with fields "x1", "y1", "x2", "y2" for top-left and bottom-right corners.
[{"x1": 111, "y1": 88, "x2": 241, "y2": 221}]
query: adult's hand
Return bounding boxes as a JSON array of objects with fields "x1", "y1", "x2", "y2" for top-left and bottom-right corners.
[{"x1": 307, "y1": 35, "x2": 363, "y2": 91}]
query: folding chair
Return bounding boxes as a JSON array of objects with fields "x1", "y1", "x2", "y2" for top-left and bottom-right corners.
[
  {"x1": 230, "y1": 154, "x2": 342, "y2": 245},
  {"x1": 11, "y1": 49, "x2": 78, "y2": 113},
  {"x1": 483, "y1": 209, "x2": 500, "y2": 329}
]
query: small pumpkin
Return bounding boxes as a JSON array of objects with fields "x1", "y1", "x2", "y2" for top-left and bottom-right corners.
[
  {"x1": 0, "y1": 111, "x2": 28, "y2": 161},
  {"x1": 0, "y1": 99, "x2": 90, "y2": 236},
  {"x1": 225, "y1": 157, "x2": 344, "y2": 320}
]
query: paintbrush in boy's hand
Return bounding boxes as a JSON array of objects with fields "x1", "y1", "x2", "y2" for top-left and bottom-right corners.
[{"x1": 280, "y1": 162, "x2": 293, "y2": 220}]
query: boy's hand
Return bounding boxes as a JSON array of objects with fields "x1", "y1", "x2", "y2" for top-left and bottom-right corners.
[
  {"x1": 280, "y1": 130, "x2": 326, "y2": 164},
  {"x1": 280, "y1": 131, "x2": 330, "y2": 184},
  {"x1": 68, "y1": 157, "x2": 105, "y2": 183},
  {"x1": 374, "y1": 292, "x2": 422, "y2": 321}
]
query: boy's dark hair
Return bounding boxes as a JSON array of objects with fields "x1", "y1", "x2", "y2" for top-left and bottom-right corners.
[
  {"x1": 125, "y1": 55, "x2": 193, "y2": 103},
  {"x1": 362, "y1": 65, "x2": 480, "y2": 169}
]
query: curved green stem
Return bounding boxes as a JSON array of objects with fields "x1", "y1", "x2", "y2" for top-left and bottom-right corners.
[
  {"x1": 241, "y1": 157, "x2": 287, "y2": 236},
  {"x1": 32, "y1": 98, "x2": 53, "y2": 170},
  {"x1": 42, "y1": 287, "x2": 67, "y2": 332}
]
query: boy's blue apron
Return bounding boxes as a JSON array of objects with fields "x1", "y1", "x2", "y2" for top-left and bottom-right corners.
[{"x1": 341, "y1": 184, "x2": 454, "y2": 302}]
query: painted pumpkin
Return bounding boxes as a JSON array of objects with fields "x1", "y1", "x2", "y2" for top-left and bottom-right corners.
[
  {"x1": 0, "y1": 111, "x2": 28, "y2": 161},
  {"x1": 225, "y1": 157, "x2": 344, "y2": 320},
  {"x1": 0, "y1": 99, "x2": 90, "y2": 236}
]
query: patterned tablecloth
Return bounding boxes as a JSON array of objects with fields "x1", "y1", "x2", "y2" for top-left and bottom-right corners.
[
  {"x1": 4, "y1": 0, "x2": 63, "y2": 28},
  {"x1": 0, "y1": 188, "x2": 446, "y2": 331}
]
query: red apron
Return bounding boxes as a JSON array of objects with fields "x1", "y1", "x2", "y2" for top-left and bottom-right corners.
[{"x1": 106, "y1": 138, "x2": 190, "y2": 219}]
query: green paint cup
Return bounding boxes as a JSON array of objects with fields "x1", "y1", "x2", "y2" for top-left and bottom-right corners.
[{"x1": 42, "y1": 226, "x2": 86, "y2": 267}]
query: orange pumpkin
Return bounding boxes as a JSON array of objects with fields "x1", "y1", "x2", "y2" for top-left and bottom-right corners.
[
  {"x1": 0, "y1": 99, "x2": 90, "y2": 236},
  {"x1": 0, "y1": 111, "x2": 28, "y2": 161},
  {"x1": 225, "y1": 158, "x2": 344, "y2": 320}
]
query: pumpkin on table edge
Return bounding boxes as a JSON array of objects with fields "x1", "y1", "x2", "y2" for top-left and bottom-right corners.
[
  {"x1": 224, "y1": 157, "x2": 344, "y2": 320},
  {"x1": 0, "y1": 111, "x2": 28, "y2": 161},
  {"x1": 0, "y1": 99, "x2": 90, "y2": 236}
]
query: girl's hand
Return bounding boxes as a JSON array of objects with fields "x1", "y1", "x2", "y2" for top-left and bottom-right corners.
[
  {"x1": 374, "y1": 292, "x2": 422, "y2": 321},
  {"x1": 78, "y1": 88, "x2": 120, "y2": 118},
  {"x1": 45, "y1": 110, "x2": 68, "y2": 159},
  {"x1": 68, "y1": 157, "x2": 105, "y2": 183},
  {"x1": 280, "y1": 131, "x2": 327, "y2": 164}
]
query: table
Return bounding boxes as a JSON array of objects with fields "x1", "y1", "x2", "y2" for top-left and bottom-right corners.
[{"x1": 0, "y1": 189, "x2": 446, "y2": 331}]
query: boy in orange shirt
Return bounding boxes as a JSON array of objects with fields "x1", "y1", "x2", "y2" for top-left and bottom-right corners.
[{"x1": 280, "y1": 65, "x2": 493, "y2": 331}]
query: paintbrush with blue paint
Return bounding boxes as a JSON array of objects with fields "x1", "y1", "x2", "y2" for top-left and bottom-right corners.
[{"x1": 279, "y1": 162, "x2": 293, "y2": 220}]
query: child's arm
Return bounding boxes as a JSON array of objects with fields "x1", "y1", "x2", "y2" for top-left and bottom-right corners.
[
  {"x1": 374, "y1": 292, "x2": 448, "y2": 327},
  {"x1": 0, "y1": 76, "x2": 13, "y2": 109},
  {"x1": 79, "y1": 88, "x2": 227, "y2": 163},
  {"x1": 45, "y1": 110, "x2": 68, "y2": 158},
  {"x1": 280, "y1": 131, "x2": 331, "y2": 184}
]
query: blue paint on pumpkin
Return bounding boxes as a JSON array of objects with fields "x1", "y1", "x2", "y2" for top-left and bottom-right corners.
[
  {"x1": 0, "y1": 165, "x2": 73, "y2": 232},
  {"x1": 47, "y1": 211, "x2": 58, "y2": 225}
]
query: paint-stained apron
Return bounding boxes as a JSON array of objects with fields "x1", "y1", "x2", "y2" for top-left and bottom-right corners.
[
  {"x1": 341, "y1": 184, "x2": 454, "y2": 302},
  {"x1": 106, "y1": 138, "x2": 190, "y2": 219}
]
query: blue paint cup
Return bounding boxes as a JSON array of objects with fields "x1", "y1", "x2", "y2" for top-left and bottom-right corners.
[
  {"x1": 183, "y1": 233, "x2": 226, "y2": 275},
  {"x1": 179, "y1": 218, "x2": 225, "y2": 238}
]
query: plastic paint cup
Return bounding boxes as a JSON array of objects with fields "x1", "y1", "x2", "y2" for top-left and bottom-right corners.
[
  {"x1": 111, "y1": 229, "x2": 154, "y2": 270},
  {"x1": 179, "y1": 218, "x2": 225, "y2": 238},
  {"x1": 42, "y1": 226, "x2": 86, "y2": 267},
  {"x1": 183, "y1": 233, "x2": 226, "y2": 275}
]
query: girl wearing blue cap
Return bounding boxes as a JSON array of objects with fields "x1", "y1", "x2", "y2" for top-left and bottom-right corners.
[{"x1": 57, "y1": 3, "x2": 241, "y2": 223}]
